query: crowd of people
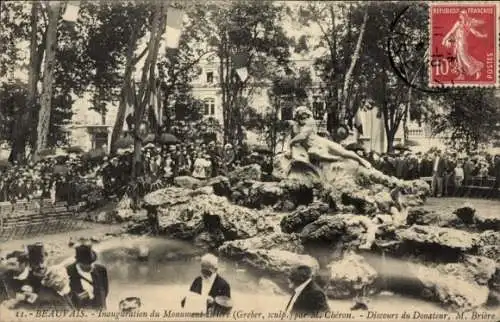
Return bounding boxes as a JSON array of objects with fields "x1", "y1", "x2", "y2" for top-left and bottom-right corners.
[
  {"x1": 0, "y1": 241, "x2": 108, "y2": 311},
  {"x1": 1, "y1": 139, "x2": 499, "y2": 206},
  {"x1": 363, "y1": 149, "x2": 500, "y2": 197},
  {"x1": 0, "y1": 155, "x2": 95, "y2": 204},
  {"x1": 0, "y1": 139, "x2": 276, "y2": 207}
]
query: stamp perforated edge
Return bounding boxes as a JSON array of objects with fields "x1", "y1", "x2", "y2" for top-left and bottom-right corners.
[{"x1": 428, "y1": 1, "x2": 500, "y2": 88}]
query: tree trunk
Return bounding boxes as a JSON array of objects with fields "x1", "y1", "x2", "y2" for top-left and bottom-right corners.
[
  {"x1": 402, "y1": 87, "x2": 412, "y2": 145},
  {"x1": 326, "y1": 5, "x2": 338, "y2": 135},
  {"x1": 101, "y1": 109, "x2": 106, "y2": 125},
  {"x1": 110, "y1": 26, "x2": 139, "y2": 155},
  {"x1": 386, "y1": 128, "x2": 396, "y2": 153},
  {"x1": 219, "y1": 35, "x2": 231, "y2": 145},
  {"x1": 98, "y1": 87, "x2": 106, "y2": 125},
  {"x1": 33, "y1": 2, "x2": 61, "y2": 161},
  {"x1": 341, "y1": 9, "x2": 368, "y2": 115},
  {"x1": 132, "y1": 2, "x2": 166, "y2": 180},
  {"x1": 9, "y1": 2, "x2": 39, "y2": 163}
]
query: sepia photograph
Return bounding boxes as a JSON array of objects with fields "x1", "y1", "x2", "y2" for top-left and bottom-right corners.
[{"x1": 0, "y1": 1, "x2": 499, "y2": 321}]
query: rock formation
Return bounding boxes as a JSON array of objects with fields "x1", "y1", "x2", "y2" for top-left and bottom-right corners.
[{"x1": 130, "y1": 139, "x2": 498, "y2": 312}]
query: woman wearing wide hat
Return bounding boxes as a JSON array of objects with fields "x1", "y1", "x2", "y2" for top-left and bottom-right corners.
[{"x1": 66, "y1": 244, "x2": 109, "y2": 310}]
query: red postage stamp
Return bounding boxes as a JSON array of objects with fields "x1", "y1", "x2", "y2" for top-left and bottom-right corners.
[{"x1": 429, "y1": 3, "x2": 498, "y2": 87}]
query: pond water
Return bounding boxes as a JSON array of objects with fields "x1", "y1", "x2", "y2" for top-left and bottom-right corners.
[{"x1": 54, "y1": 236, "x2": 499, "y2": 320}]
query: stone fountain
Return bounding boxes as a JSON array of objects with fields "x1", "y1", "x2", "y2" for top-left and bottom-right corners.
[{"x1": 131, "y1": 108, "x2": 499, "y2": 312}]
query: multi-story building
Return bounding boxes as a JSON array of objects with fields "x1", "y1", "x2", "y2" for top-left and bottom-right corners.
[
  {"x1": 188, "y1": 57, "x2": 444, "y2": 154},
  {"x1": 65, "y1": 56, "x2": 449, "y2": 154}
]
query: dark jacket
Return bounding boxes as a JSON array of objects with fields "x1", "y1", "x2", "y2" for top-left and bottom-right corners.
[
  {"x1": 395, "y1": 157, "x2": 406, "y2": 179},
  {"x1": 188, "y1": 274, "x2": 230, "y2": 298},
  {"x1": 288, "y1": 280, "x2": 330, "y2": 314},
  {"x1": 420, "y1": 158, "x2": 433, "y2": 177},
  {"x1": 0, "y1": 269, "x2": 24, "y2": 302},
  {"x1": 432, "y1": 157, "x2": 446, "y2": 176},
  {"x1": 0, "y1": 269, "x2": 73, "y2": 310},
  {"x1": 182, "y1": 274, "x2": 231, "y2": 314},
  {"x1": 0, "y1": 269, "x2": 43, "y2": 299},
  {"x1": 464, "y1": 160, "x2": 475, "y2": 181},
  {"x1": 66, "y1": 263, "x2": 108, "y2": 310},
  {"x1": 30, "y1": 285, "x2": 75, "y2": 310}
]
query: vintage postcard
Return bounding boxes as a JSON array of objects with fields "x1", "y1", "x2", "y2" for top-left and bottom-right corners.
[{"x1": 0, "y1": 1, "x2": 499, "y2": 322}]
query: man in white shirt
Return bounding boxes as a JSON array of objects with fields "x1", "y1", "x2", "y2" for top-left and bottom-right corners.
[
  {"x1": 181, "y1": 254, "x2": 231, "y2": 315},
  {"x1": 285, "y1": 265, "x2": 329, "y2": 315}
]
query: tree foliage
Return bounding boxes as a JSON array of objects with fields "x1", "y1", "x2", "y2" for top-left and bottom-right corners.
[
  {"x1": 0, "y1": 2, "x2": 31, "y2": 79},
  {"x1": 294, "y1": 2, "x2": 434, "y2": 152},
  {"x1": 0, "y1": 81, "x2": 73, "y2": 148},
  {"x1": 249, "y1": 67, "x2": 312, "y2": 154},
  {"x1": 157, "y1": 2, "x2": 214, "y2": 131},
  {"x1": 430, "y1": 89, "x2": 500, "y2": 153},
  {"x1": 75, "y1": 1, "x2": 151, "y2": 122},
  {"x1": 295, "y1": 2, "x2": 368, "y2": 132},
  {"x1": 193, "y1": 0, "x2": 292, "y2": 145}
]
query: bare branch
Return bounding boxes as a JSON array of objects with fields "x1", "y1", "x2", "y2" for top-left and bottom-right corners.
[
  {"x1": 341, "y1": 9, "x2": 368, "y2": 110},
  {"x1": 132, "y1": 46, "x2": 149, "y2": 66}
]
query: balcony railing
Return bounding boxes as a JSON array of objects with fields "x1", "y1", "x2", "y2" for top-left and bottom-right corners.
[{"x1": 408, "y1": 128, "x2": 425, "y2": 137}]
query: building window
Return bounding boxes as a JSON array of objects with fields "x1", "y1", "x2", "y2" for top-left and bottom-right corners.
[
  {"x1": 312, "y1": 95, "x2": 325, "y2": 120},
  {"x1": 92, "y1": 132, "x2": 108, "y2": 151},
  {"x1": 204, "y1": 98, "x2": 215, "y2": 115},
  {"x1": 206, "y1": 71, "x2": 214, "y2": 84}
]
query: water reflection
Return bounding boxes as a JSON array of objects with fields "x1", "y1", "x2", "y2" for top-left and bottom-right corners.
[
  {"x1": 57, "y1": 236, "x2": 479, "y2": 314},
  {"x1": 55, "y1": 237, "x2": 450, "y2": 312}
]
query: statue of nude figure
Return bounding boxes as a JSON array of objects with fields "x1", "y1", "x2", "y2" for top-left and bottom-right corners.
[{"x1": 285, "y1": 106, "x2": 372, "y2": 169}]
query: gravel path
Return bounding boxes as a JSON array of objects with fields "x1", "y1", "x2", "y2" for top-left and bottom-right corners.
[
  {"x1": 422, "y1": 197, "x2": 500, "y2": 219},
  {"x1": 0, "y1": 223, "x2": 123, "y2": 262}
]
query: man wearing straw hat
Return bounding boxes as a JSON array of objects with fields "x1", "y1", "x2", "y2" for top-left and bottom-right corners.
[
  {"x1": 66, "y1": 244, "x2": 108, "y2": 310},
  {"x1": 181, "y1": 254, "x2": 231, "y2": 315}
]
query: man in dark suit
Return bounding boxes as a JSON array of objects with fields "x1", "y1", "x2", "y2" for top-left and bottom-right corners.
[
  {"x1": 0, "y1": 250, "x2": 30, "y2": 303},
  {"x1": 431, "y1": 151, "x2": 446, "y2": 197},
  {"x1": 66, "y1": 244, "x2": 108, "y2": 310},
  {"x1": 285, "y1": 265, "x2": 329, "y2": 315},
  {"x1": 490, "y1": 155, "x2": 500, "y2": 198},
  {"x1": 443, "y1": 153, "x2": 457, "y2": 196},
  {"x1": 25, "y1": 243, "x2": 48, "y2": 295},
  {"x1": 0, "y1": 243, "x2": 73, "y2": 310},
  {"x1": 181, "y1": 254, "x2": 231, "y2": 315}
]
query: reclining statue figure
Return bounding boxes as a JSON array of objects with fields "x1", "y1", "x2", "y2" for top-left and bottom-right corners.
[{"x1": 275, "y1": 106, "x2": 372, "y2": 181}]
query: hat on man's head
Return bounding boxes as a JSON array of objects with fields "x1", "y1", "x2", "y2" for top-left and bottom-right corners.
[
  {"x1": 75, "y1": 245, "x2": 97, "y2": 265},
  {"x1": 27, "y1": 242, "x2": 46, "y2": 266}
]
